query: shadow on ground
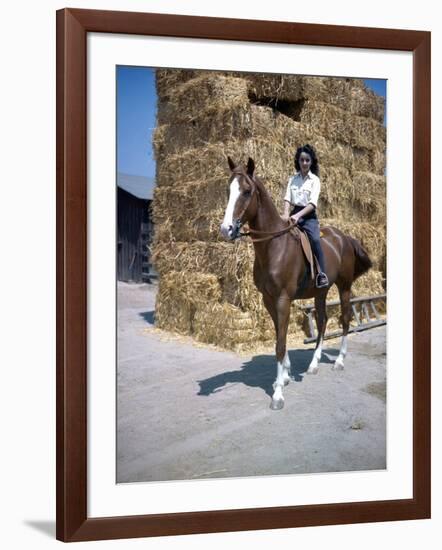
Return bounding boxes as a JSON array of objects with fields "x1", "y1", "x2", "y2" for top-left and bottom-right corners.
[
  {"x1": 197, "y1": 348, "x2": 338, "y2": 398},
  {"x1": 139, "y1": 311, "x2": 155, "y2": 325}
]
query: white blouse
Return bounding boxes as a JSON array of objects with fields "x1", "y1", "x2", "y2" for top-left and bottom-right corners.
[{"x1": 283, "y1": 171, "x2": 321, "y2": 208}]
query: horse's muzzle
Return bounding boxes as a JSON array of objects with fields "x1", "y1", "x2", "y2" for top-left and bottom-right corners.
[
  {"x1": 220, "y1": 219, "x2": 241, "y2": 240},
  {"x1": 230, "y1": 219, "x2": 242, "y2": 240},
  {"x1": 220, "y1": 223, "x2": 232, "y2": 240}
]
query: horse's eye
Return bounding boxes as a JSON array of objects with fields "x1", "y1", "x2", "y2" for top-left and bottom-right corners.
[{"x1": 243, "y1": 190, "x2": 251, "y2": 197}]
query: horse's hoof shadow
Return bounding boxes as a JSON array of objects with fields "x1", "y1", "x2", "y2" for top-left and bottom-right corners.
[
  {"x1": 332, "y1": 361, "x2": 345, "y2": 371},
  {"x1": 270, "y1": 398, "x2": 284, "y2": 410},
  {"x1": 306, "y1": 366, "x2": 319, "y2": 375}
]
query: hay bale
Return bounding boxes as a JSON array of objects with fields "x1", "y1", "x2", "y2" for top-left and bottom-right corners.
[
  {"x1": 320, "y1": 169, "x2": 386, "y2": 222},
  {"x1": 350, "y1": 171, "x2": 386, "y2": 221},
  {"x1": 302, "y1": 77, "x2": 385, "y2": 123},
  {"x1": 151, "y1": 171, "x2": 386, "y2": 244},
  {"x1": 151, "y1": 239, "x2": 261, "y2": 310},
  {"x1": 193, "y1": 302, "x2": 255, "y2": 349},
  {"x1": 154, "y1": 104, "x2": 311, "y2": 161},
  {"x1": 155, "y1": 294, "x2": 194, "y2": 334},
  {"x1": 242, "y1": 73, "x2": 305, "y2": 103},
  {"x1": 155, "y1": 271, "x2": 222, "y2": 335},
  {"x1": 156, "y1": 270, "x2": 221, "y2": 306},
  {"x1": 155, "y1": 139, "x2": 385, "y2": 193},
  {"x1": 153, "y1": 106, "x2": 251, "y2": 157},
  {"x1": 299, "y1": 100, "x2": 386, "y2": 151},
  {"x1": 157, "y1": 74, "x2": 250, "y2": 125},
  {"x1": 154, "y1": 105, "x2": 385, "y2": 174},
  {"x1": 153, "y1": 72, "x2": 386, "y2": 175},
  {"x1": 155, "y1": 138, "x2": 295, "y2": 190},
  {"x1": 155, "y1": 68, "x2": 200, "y2": 100},
  {"x1": 156, "y1": 69, "x2": 384, "y2": 122}
]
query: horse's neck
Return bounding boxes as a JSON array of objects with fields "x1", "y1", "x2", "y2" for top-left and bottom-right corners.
[
  {"x1": 249, "y1": 180, "x2": 296, "y2": 263},
  {"x1": 249, "y1": 180, "x2": 285, "y2": 233}
]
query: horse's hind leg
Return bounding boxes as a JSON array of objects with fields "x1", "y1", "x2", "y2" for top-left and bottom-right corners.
[
  {"x1": 333, "y1": 285, "x2": 351, "y2": 371},
  {"x1": 307, "y1": 294, "x2": 328, "y2": 375}
]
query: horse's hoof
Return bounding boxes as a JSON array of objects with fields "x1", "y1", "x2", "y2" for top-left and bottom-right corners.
[
  {"x1": 283, "y1": 376, "x2": 290, "y2": 386},
  {"x1": 307, "y1": 366, "x2": 319, "y2": 375},
  {"x1": 332, "y1": 360, "x2": 344, "y2": 371},
  {"x1": 270, "y1": 398, "x2": 284, "y2": 410}
]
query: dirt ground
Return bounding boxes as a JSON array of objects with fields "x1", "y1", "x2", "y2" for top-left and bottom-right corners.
[{"x1": 117, "y1": 282, "x2": 386, "y2": 483}]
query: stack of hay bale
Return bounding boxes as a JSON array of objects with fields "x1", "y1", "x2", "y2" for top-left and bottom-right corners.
[{"x1": 152, "y1": 69, "x2": 386, "y2": 351}]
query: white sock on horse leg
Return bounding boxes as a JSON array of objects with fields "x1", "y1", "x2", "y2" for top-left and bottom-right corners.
[
  {"x1": 273, "y1": 360, "x2": 285, "y2": 388},
  {"x1": 334, "y1": 335, "x2": 348, "y2": 369},
  {"x1": 313, "y1": 336, "x2": 323, "y2": 362},
  {"x1": 307, "y1": 336, "x2": 323, "y2": 374}
]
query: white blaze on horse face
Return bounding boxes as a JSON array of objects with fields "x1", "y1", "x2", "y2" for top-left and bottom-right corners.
[{"x1": 220, "y1": 177, "x2": 241, "y2": 239}]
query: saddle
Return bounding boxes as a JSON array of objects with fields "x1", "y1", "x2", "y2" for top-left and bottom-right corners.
[{"x1": 290, "y1": 226, "x2": 322, "y2": 281}]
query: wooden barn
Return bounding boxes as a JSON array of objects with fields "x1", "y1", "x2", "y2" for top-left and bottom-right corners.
[{"x1": 117, "y1": 173, "x2": 155, "y2": 283}]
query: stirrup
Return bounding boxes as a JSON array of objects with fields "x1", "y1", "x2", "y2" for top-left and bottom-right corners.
[{"x1": 316, "y1": 272, "x2": 329, "y2": 288}]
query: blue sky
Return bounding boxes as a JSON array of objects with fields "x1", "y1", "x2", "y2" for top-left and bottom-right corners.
[
  {"x1": 117, "y1": 66, "x2": 386, "y2": 178},
  {"x1": 117, "y1": 66, "x2": 157, "y2": 178}
]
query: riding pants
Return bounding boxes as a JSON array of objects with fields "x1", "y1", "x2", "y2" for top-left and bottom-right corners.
[{"x1": 291, "y1": 205, "x2": 326, "y2": 274}]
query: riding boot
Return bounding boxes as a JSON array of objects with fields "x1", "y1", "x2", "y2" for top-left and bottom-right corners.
[
  {"x1": 316, "y1": 271, "x2": 329, "y2": 288},
  {"x1": 310, "y1": 239, "x2": 328, "y2": 288}
]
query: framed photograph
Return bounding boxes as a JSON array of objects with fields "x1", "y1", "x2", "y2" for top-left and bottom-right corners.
[{"x1": 56, "y1": 8, "x2": 431, "y2": 542}]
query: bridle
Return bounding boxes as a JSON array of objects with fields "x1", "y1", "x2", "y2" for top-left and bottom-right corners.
[{"x1": 230, "y1": 170, "x2": 296, "y2": 243}]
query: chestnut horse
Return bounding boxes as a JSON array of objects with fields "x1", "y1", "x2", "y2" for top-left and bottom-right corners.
[{"x1": 220, "y1": 157, "x2": 372, "y2": 410}]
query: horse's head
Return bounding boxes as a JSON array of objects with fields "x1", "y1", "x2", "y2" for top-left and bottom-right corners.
[{"x1": 220, "y1": 156, "x2": 259, "y2": 241}]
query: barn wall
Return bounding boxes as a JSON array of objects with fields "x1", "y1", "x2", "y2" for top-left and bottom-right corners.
[{"x1": 117, "y1": 188, "x2": 151, "y2": 282}]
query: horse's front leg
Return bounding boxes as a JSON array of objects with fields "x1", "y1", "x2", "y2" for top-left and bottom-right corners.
[
  {"x1": 282, "y1": 350, "x2": 291, "y2": 385},
  {"x1": 270, "y1": 295, "x2": 291, "y2": 410},
  {"x1": 263, "y1": 292, "x2": 291, "y2": 388}
]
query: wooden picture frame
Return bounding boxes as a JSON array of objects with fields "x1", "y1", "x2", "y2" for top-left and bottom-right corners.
[{"x1": 56, "y1": 7, "x2": 431, "y2": 542}]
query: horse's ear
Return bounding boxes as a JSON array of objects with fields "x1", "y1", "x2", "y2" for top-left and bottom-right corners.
[
  {"x1": 246, "y1": 157, "x2": 255, "y2": 176},
  {"x1": 227, "y1": 156, "x2": 236, "y2": 171}
]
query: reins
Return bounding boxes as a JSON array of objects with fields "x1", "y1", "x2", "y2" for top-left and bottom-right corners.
[{"x1": 239, "y1": 221, "x2": 296, "y2": 242}]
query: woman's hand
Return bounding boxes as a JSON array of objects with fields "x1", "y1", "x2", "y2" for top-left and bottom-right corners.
[{"x1": 290, "y1": 215, "x2": 300, "y2": 226}]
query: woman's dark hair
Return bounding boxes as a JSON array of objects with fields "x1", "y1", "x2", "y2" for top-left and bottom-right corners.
[{"x1": 294, "y1": 144, "x2": 319, "y2": 176}]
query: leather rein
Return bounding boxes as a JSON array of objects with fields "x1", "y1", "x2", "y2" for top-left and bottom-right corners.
[{"x1": 239, "y1": 222, "x2": 296, "y2": 242}]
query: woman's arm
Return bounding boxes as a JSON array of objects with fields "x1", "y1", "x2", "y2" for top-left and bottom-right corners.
[
  {"x1": 291, "y1": 203, "x2": 315, "y2": 224},
  {"x1": 282, "y1": 200, "x2": 291, "y2": 221}
]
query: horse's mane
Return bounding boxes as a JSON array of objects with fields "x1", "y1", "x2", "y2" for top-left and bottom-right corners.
[
  {"x1": 253, "y1": 174, "x2": 282, "y2": 218},
  {"x1": 232, "y1": 164, "x2": 284, "y2": 222}
]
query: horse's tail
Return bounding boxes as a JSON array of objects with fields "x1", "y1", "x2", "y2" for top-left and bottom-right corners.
[{"x1": 350, "y1": 237, "x2": 373, "y2": 280}]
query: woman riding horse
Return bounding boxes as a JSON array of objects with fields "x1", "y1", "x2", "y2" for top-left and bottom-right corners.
[
  {"x1": 221, "y1": 156, "x2": 372, "y2": 410},
  {"x1": 282, "y1": 144, "x2": 329, "y2": 289}
]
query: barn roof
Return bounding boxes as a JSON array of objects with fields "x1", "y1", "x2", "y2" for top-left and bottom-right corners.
[{"x1": 117, "y1": 173, "x2": 155, "y2": 200}]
